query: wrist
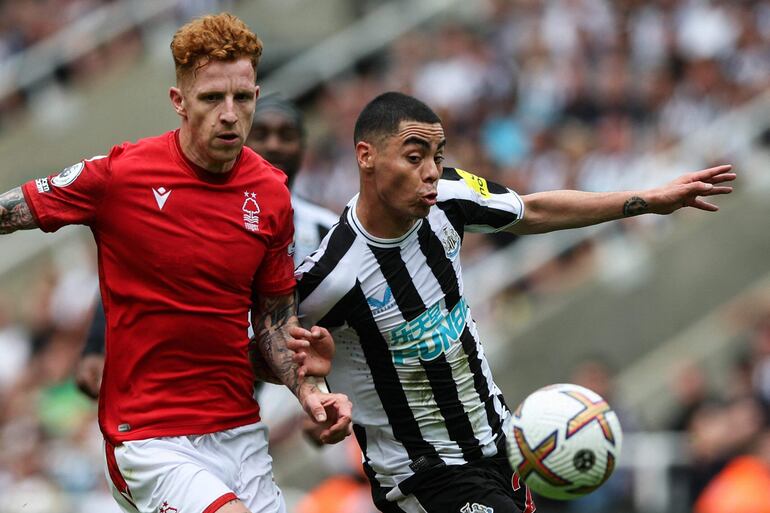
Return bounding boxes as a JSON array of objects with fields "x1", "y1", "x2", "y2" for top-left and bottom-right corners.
[
  {"x1": 304, "y1": 376, "x2": 329, "y2": 393},
  {"x1": 297, "y1": 380, "x2": 321, "y2": 401}
]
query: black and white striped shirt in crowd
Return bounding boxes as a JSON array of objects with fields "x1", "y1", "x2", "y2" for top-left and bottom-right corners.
[
  {"x1": 292, "y1": 195, "x2": 340, "y2": 264},
  {"x1": 296, "y1": 167, "x2": 525, "y2": 499}
]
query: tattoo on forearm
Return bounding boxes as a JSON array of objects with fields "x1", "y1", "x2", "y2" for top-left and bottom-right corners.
[
  {"x1": 623, "y1": 196, "x2": 649, "y2": 217},
  {"x1": 0, "y1": 187, "x2": 36, "y2": 234},
  {"x1": 253, "y1": 292, "x2": 302, "y2": 395},
  {"x1": 248, "y1": 337, "x2": 281, "y2": 384}
]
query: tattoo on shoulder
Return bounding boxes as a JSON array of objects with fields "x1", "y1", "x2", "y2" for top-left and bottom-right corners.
[
  {"x1": 623, "y1": 196, "x2": 648, "y2": 217},
  {"x1": 0, "y1": 187, "x2": 36, "y2": 234}
]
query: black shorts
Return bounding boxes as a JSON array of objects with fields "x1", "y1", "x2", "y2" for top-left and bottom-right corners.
[{"x1": 375, "y1": 454, "x2": 536, "y2": 513}]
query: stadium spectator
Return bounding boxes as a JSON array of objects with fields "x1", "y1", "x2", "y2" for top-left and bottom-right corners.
[
  {"x1": 0, "y1": 13, "x2": 350, "y2": 513},
  {"x1": 694, "y1": 429, "x2": 770, "y2": 513},
  {"x1": 665, "y1": 360, "x2": 712, "y2": 432},
  {"x1": 295, "y1": 91, "x2": 734, "y2": 512},
  {"x1": 294, "y1": 436, "x2": 377, "y2": 513}
]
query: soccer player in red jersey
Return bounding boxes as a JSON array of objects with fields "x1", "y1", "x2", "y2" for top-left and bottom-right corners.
[{"x1": 0, "y1": 13, "x2": 350, "y2": 513}]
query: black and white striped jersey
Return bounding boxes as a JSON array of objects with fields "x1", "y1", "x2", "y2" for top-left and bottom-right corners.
[
  {"x1": 296, "y1": 167, "x2": 525, "y2": 496},
  {"x1": 292, "y1": 195, "x2": 339, "y2": 264}
]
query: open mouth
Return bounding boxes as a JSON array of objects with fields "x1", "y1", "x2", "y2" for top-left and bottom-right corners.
[
  {"x1": 422, "y1": 192, "x2": 438, "y2": 205},
  {"x1": 217, "y1": 133, "x2": 239, "y2": 142}
]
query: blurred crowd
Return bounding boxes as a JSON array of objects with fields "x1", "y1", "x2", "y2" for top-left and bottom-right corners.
[
  {"x1": 675, "y1": 314, "x2": 770, "y2": 513},
  {"x1": 0, "y1": 242, "x2": 113, "y2": 512},
  {"x1": 1, "y1": 0, "x2": 770, "y2": 512},
  {"x1": 0, "y1": 0, "x2": 236, "y2": 126},
  {"x1": 295, "y1": 0, "x2": 769, "y2": 233},
  {"x1": 0, "y1": 0, "x2": 116, "y2": 59}
]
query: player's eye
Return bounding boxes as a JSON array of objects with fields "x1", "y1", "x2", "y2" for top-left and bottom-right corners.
[
  {"x1": 435, "y1": 154, "x2": 445, "y2": 165},
  {"x1": 202, "y1": 93, "x2": 221, "y2": 102},
  {"x1": 235, "y1": 93, "x2": 254, "y2": 102},
  {"x1": 279, "y1": 128, "x2": 300, "y2": 141},
  {"x1": 407, "y1": 154, "x2": 422, "y2": 164}
]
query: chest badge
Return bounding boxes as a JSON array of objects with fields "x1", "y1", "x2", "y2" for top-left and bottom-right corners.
[
  {"x1": 440, "y1": 224, "x2": 461, "y2": 259},
  {"x1": 242, "y1": 192, "x2": 260, "y2": 232}
]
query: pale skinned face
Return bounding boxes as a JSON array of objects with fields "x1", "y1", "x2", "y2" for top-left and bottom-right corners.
[
  {"x1": 170, "y1": 58, "x2": 258, "y2": 173},
  {"x1": 356, "y1": 121, "x2": 446, "y2": 238}
]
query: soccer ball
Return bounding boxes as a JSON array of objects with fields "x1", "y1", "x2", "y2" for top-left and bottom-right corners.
[{"x1": 505, "y1": 383, "x2": 623, "y2": 500}]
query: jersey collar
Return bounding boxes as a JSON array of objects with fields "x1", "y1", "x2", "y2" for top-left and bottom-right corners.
[
  {"x1": 346, "y1": 195, "x2": 423, "y2": 248},
  {"x1": 172, "y1": 130, "x2": 243, "y2": 185}
]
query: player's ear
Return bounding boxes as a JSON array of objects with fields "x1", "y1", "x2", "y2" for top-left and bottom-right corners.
[
  {"x1": 356, "y1": 141, "x2": 375, "y2": 172},
  {"x1": 169, "y1": 87, "x2": 185, "y2": 117}
]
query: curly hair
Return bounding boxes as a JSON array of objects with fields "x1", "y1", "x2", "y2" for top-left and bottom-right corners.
[{"x1": 170, "y1": 13, "x2": 262, "y2": 84}]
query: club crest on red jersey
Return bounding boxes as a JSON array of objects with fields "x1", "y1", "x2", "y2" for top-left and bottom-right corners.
[
  {"x1": 159, "y1": 501, "x2": 178, "y2": 513},
  {"x1": 242, "y1": 192, "x2": 260, "y2": 232}
]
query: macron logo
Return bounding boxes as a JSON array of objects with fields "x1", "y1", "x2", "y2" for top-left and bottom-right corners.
[{"x1": 152, "y1": 187, "x2": 172, "y2": 210}]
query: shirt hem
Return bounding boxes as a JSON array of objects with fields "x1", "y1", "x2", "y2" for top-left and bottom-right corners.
[
  {"x1": 102, "y1": 412, "x2": 261, "y2": 445},
  {"x1": 203, "y1": 492, "x2": 239, "y2": 513}
]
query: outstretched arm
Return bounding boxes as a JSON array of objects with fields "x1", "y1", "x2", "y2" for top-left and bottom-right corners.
[
  {"x1": 508, "y1": 165, "x2": 734, "y2": 235},
  {"x1": 0, "y1": 187, "x2": 37, "y2": 234}
]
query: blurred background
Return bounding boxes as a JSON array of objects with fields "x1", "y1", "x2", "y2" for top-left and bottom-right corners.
[{"x1": 0, "y1": 0, "x2": 769, "y2": 512}]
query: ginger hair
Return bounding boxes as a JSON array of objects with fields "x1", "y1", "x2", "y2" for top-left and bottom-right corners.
[{"x1": 170, "y1": 13, "x2": 262, "y2": 84}]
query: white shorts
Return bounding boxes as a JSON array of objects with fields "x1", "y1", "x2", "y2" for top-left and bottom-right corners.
[{"x1": 103, "y1": 421, "x2": 286, "y2": 513}]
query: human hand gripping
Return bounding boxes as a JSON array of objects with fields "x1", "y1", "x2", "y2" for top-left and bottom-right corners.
[
  {"x1": 251, "y1": 293, "x2": 352, "y2": 442},
  {"x1": 290, "y1": 325, "x2": 352, "y2": 444},
  {"x1": 297, "y1": 383, "x2": 353, "y2": 444},
  {"x1": 640, "y1": 164, "x2": 735, "y2": 215},
  {"x1": 287, "y1": 325, "x2": 335, "y2": 378}
]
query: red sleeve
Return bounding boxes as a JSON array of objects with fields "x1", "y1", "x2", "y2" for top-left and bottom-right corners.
[
  {"x1": 21, "y1": 153, "x2": 112, "y2": 232},
  {"x1": 252, "y1": 189, "x2": 296, "y2": 296}
]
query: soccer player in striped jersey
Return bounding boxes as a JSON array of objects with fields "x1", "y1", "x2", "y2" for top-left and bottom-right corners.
[{"x1": 295, "y1": 92, "x2": 735, "y2": 513}]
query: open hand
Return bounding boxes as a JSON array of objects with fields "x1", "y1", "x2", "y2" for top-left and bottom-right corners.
[{"x1": 653, "y1": 164, "x2": 735, "y2": 214}]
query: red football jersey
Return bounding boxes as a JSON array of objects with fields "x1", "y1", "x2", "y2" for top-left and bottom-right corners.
[{"x1": 22, "y1": 130, "x2": 296, "y2": 443}]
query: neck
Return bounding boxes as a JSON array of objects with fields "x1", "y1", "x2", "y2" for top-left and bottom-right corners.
[
  {"x1": 355, "y1": 194, "x2": 416, "y2": 239},
  {"x1": 178, "y1": 128, "x2": 235, "y2": 174}
]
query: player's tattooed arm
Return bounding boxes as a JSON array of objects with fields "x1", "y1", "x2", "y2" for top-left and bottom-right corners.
[
  {"x1": 251, "y1": 291, "x2": 320, "y2": 397},
  {"x1": 0, "y1": 187, "x2": 37, "y2": 234},
  {"x1": 248, "y1": 336, "x2": 282, "y2": 384},
  {"x1": 622, "y1": 196, "x2": 649, "y2": 217}
]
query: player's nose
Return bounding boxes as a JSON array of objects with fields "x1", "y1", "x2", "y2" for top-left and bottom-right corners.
[
  {"x1": 424, "y1": 160, "x2": 440, "y2": 182},
  {"x1": 220, "y1": 98, "x2": 238, "y2": 124}
]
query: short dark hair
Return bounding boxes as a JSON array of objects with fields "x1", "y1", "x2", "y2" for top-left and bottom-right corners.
[
  {"x1": 354, "y1": 92, "x2": 441, "y2": 144},
  {"x1": 253, "y1": 93, "x2": 304, "y2": 136}
]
